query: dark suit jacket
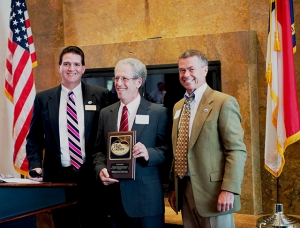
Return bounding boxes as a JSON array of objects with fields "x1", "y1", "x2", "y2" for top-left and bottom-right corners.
[
  {"x1": 93, "y1": 97, "x2": 169, "y2": 218},
  {"x1": 170, "y1": 86, "x2": 247, "y2": 217},
  {"x1": 26, "y1": 82, "x2": 108, "y2": 182}
]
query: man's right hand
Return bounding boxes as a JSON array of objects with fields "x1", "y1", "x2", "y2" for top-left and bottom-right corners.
[
  {"x1": 100, "y1": 168, "x2": 119, "y2": 186},
  {"x1": 168, "y1": 190, "x2": 177, "y2": 212},
  {"x1": 28, "y1": 168, "x2": 43, "y2": 182}
]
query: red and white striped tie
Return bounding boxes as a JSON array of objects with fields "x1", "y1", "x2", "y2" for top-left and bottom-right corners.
[
  {"x1": 67, "y1": 91, "x2": 83, "y2": 169},
  {"x1": 119, "y1": 105, "x2": 128, "y2": 131}
]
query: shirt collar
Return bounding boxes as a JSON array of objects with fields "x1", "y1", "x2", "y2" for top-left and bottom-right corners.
[
  {"x1": 184, "y1": 83, "x2": 207, "y2": 103},
  {"x1": 120, "y1": 94, "x2": 141, "y2": 114},
  {"x1": 61, "y1": 83, "x2": 82, "y2": 98}
]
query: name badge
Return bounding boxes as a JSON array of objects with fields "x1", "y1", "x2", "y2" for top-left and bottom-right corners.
[
  {"x1": 85, "y1": 105, "x2": 96, "y2": 111},
  {"x1": 174, "y1": 110, "x2": 181, "y2": 119},
  {"x1": 135, "y1": 115, "x2": 149, "y2": 124}
]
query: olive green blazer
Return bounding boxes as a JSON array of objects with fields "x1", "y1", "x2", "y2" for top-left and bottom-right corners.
[{"x1": 170, "y1": 86, "x2": 247, "y2": 217}]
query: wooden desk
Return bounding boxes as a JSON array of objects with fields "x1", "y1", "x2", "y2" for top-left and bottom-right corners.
[{"x1": 0, "y1": 182, "x2": 77, "y2": 228}]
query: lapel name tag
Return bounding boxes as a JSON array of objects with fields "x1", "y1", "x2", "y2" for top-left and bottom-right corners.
[
  {"x1": 135, "y1": 115, "x2": 149, "y2": 124},
  {"x1": 174, "y1": 110, "x2": 181, "y2": 119},
  {"x1": 85, "y1": 105, "x2": 96, "y2": 111}
]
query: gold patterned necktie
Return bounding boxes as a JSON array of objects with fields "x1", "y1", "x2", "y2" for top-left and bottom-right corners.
[{"x1": 175, "y1": 94, "x2": 195, "y2": 179}]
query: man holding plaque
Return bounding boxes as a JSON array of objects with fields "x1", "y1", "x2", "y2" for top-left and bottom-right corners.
[{"x1": 93, "y1": 58, "x2": 169, "y2": 228}]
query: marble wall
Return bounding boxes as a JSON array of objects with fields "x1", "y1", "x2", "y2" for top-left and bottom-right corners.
[{"x1": 26, "y1": 0, "x2": 300, "y2": 216}]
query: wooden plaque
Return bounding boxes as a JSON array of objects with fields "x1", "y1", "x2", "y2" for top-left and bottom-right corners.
[{"x1": 107, "y1": 131, "x2": 136, "y2": 179}]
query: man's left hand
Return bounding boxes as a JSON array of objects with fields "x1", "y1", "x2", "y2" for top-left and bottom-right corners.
[
  {"x1": 217, "y1": 190, "x2": 234, "y2": 212},
  {"x1": 133, "y1": 142, "x2": 149, "y2": 161}
]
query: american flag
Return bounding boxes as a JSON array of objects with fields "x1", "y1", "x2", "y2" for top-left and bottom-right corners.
[{"x1": 4, "y1": 0, "x2": 37, "y2": 176}]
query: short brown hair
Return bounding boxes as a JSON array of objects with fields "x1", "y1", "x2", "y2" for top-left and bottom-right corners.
[
  {"x1": 178, "y1": 49, "x2": 208, "y2": 67},
  {"x1": 58, "y1": 46, "x2": 85, "y2": 66}
]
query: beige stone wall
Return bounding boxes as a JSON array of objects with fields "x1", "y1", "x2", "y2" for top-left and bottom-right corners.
[{"x1": 26, "y1": 0, "x2": 300, "y2": 216}]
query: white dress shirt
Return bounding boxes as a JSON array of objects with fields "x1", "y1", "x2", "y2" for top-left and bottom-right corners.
[{"x1": 117, "y1": 95, "x2": 141, "y2": 131}]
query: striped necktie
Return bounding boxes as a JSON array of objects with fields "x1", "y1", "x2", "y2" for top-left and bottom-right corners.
[
  {"x1": 119, "y1": 105, "x2": 128, "y2": 131},
  {"x1": 67, "y1": 91, "x2": 83, "y2": 169},
  {"x1": 175, "y1": 94, "x2": 195, "y2": 179}
]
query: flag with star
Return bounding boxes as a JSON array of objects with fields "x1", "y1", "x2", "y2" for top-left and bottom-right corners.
[{"x1": 4, "y1": 0, "x2": 37, "y2": 176}]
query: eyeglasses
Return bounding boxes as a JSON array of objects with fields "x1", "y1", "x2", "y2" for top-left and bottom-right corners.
[
  {"x1": 0, "y1": 173, "x2": 14, "y2": 179},
  {"x1": 112, "y1": 77, "x2": 137, "y2": 83}
]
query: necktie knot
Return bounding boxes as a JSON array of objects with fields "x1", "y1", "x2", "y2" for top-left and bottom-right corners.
[
  {"x1": 68, "y1": 91, "x2": 74, "y2": 101},
  {"x1": 184, "y1": 94, "x2": 195, "y2": 111},
  {"x1": 120, "y1": 105, "x2": 129, "y2": 131},
  {"x1": 184, "y1": 93, "x2": 195, "y2": 104}
]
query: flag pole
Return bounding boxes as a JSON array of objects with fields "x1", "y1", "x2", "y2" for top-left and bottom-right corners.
[
  {"x1": 276, "y1": 176, "x2": 281, "y2": 204},
  {"x1": 256, "y1": 0, "x2": 300, "y2": 226},
  {"x1": 256, "y1": 174, "x2": 300, "y2": 227}
]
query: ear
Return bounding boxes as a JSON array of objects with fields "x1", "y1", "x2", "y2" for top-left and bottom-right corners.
[
  {"x1": 203, "y1": 66, "x2": 208, "y2": 75},
  {"x1": 136, "y1": 77, "x2": 143, "y2": 88}
]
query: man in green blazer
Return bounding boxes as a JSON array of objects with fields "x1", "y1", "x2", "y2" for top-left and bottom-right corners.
[{"x1": 168, "y1": 49, "x2": 247, "y2": 228}]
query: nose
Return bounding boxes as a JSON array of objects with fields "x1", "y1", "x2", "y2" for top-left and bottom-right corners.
[
  {"x1": 115, "y1": 79, "x2": 122, "y2": 86},
  {"x1": 115, "y1": 79, "x2": 122, "y2": 88},
  {"x1": 184, "y1": 70, "x2": 190, "y2": 77},
  {"x1": 68, "y1": 64, "x2": 75, "y2": 71}
]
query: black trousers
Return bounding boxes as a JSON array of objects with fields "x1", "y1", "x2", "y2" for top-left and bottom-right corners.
[
  {"x1": 109, "y1": 184, "x2": 164, "y2": 228},
  {"x1": 51, "y1": 165, "x2": 109, "y2": 228}
]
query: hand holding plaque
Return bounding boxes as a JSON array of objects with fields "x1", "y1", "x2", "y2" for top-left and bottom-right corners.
[{"x1": 107, "y1": 131, "x2": 136, "y2": 179}]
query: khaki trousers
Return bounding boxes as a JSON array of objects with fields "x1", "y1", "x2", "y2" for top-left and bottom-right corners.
[{"x1": 181, "y1": 177, "x2": 235, "y2": 228}]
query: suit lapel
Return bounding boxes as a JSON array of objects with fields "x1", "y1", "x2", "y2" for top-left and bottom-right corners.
[
  {"x1": 132, "y1": 98, "x2": 150, "y2": 140},
  {"x1": 82, "y1": 83, "x2": 97, "y2": 143},
  {"x1": 172, "y1": 98, "x2": 185, "y2": 152},
  {"x1": 108, "y1": 102, "x2": 120, "y2": 132},
  {"x1": 48, "y1": 85, "x2": 61, "y2": 149},
  {"x1": 189, "y1": 87, "x2": 214, "y2": 150}
]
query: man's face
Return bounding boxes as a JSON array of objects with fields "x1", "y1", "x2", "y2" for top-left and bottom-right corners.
[
  {"x1": 178, "y1": 56, "x2": 208, "y2": 95},
  {"x1": 114, "y1": 64, "x2": 142, "y2": 105},
  {"x1": 158, "y1": 83, "x2": 164, "y2": 91},
  {"x1": 59, "y1": 53, "x2": 85, "y2": 89}
]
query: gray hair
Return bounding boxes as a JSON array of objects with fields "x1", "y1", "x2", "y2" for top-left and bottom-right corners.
[
  {"x1": 178, "y1": 49, "x2": 208, "y2": 67},
  {"x1": 115, "y1": 58, "x2": 147, "y2": 86}
]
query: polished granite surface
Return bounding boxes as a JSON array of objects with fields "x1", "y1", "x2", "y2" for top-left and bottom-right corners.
[
  {"x1": 34, "y1": 198, "x2": 300, "y2": 228},
  {"x1": 164, "y1": 198, "x2": 300, "y2": 228}
]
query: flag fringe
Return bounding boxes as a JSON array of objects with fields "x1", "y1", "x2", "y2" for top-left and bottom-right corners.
[
  {"x1": 4, "y1": 89, "x2": 14, "y2": 103},
  {"x1": 284, "y1": 130, "x2": 300, "y2": 149},
  {"x1": 13, "y1": 163, "x2": 28, "y2": 177}
]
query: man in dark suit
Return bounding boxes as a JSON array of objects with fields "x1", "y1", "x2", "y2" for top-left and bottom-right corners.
[
  {"x1": 93, "y1": 58, "x2": 169, "y2": 228},
  {"x1": 26, "y1": 46, "x2": 109, "y2": 228},
  {"x1": 168, "y1": 49, "x2": 247, "y2": 228}
]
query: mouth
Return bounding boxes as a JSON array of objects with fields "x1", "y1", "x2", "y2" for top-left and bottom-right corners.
[
  {"x1": 183, "y1": 78, "x2": 194, "y2": 83},
  {"x1": 116, "y1": 88, "x2": 126, "y2": 92}
]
